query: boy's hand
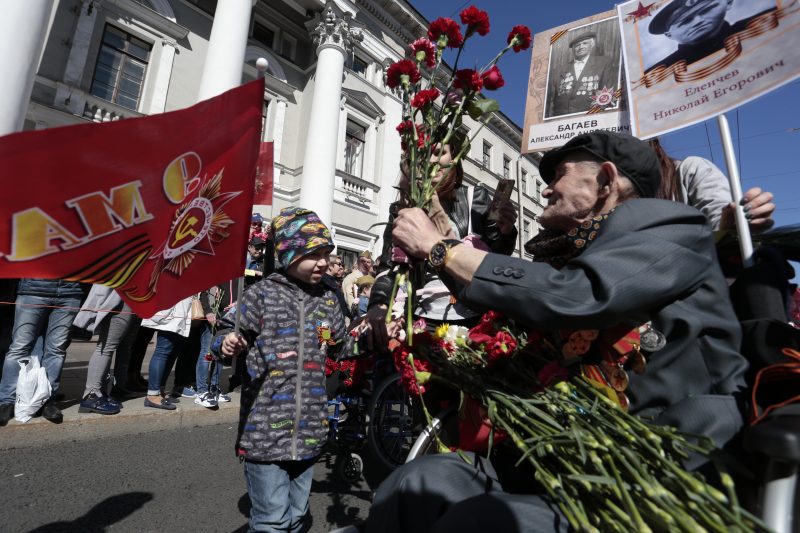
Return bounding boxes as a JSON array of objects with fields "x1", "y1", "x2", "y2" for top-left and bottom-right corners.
[{"x1": 221, "y1": 332, "x2": 247, "y2": 356}]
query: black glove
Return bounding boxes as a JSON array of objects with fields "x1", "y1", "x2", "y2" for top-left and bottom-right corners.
[{"x1": 364, "y1": 304, "x2": 390, "y2": 354}]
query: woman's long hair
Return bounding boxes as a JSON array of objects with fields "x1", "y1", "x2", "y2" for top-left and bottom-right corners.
[{"x1": 649, "y1": 137, "x2": 684, "y2": 203}]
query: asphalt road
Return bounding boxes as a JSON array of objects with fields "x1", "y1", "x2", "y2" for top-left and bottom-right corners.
[{"x1": 0, "y1": 422, "x2": 382, "y2": 532}]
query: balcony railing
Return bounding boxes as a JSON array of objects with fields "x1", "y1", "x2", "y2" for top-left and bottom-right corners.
[
  {"x1": 336, "y1": 170, "x2": 380, "y2": 208},
  {"x1": 82, "y1": 93, "x2": 142, "y2": 122}
]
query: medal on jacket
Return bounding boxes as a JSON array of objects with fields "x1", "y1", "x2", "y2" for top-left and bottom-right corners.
[
  {"x1": 639, "y1": 323, "x2": 666, "y2": 352},
  {"x1": 630, "y1": 346, "x2": 647, "y2": 375},
  {"x1": 317, "y1": 320, "x2": 335, "y2": 346}
]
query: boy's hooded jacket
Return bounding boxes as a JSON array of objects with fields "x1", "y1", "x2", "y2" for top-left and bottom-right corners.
[{"x1": 215, "y1": 271, "x2": 349, "y2": 462}]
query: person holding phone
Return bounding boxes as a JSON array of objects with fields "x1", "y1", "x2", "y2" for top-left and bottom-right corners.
[{"x1": 365, "y1": 134, "x2": 518, "y2": 345}]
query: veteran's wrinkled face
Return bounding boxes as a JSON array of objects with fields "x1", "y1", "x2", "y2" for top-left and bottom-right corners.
[
  {"x1": 572, "y1": 38, "x2": 595, "y2": 61},
  {"x1": 665, "y1": 0, "x2": 733, "y2": 45},
  {"x1": 540, "y1": 153, "x2": 605, "y2": 233}
]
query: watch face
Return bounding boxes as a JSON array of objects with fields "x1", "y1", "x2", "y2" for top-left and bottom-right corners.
[{"x1": 429, "y1": 242, "x2": 448, "y2": 267}]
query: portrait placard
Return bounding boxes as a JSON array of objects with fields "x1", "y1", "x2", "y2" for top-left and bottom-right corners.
[
  {"x1": 522, "y1": 10, "x2": 630, "y2": 153},
  {"x1": 617, "y1": 0, "x2": 800, "y2": 138}
]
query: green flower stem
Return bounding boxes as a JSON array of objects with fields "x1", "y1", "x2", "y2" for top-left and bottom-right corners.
[
  {"x1": 607, "y1": 453, "x2": 651, "y2": 533},
  {"x1": 479, "y1": 43, "x2": 513, "y2": 74},
  {"x1": 385, "y1": 271, "x2": 404, "y2": 324}
]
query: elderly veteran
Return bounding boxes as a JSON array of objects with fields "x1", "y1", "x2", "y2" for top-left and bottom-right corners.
[
  {"x1": 547, "y1": 31, "x2": 616, "y2": 117},
  {"x1": 365, "y1": 131, "x2": 749, "y2": 533}
]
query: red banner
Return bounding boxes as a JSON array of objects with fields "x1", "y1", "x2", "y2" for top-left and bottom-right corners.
[
  {"x1": 253, "y1": 141, "x2": 274, "y2": 206},
  {"x1": 0, "y1": 79, "x2": 264, "y2": 317}
]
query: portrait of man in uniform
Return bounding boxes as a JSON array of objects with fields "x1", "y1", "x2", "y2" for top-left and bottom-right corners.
[
  {"x1": 544, "y1": 19, "x2": 622, "y2": 119},
  {"x1": 645, "y1": 0, "x2": 778, "y2": 73}
]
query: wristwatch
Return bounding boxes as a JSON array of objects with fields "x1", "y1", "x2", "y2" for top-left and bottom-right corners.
[{"x1": 427, "y1": 239, "x2": 462, "y2": 270}]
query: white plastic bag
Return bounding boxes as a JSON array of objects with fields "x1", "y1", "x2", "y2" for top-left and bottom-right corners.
[{"x1": 15, "y1": 356, "x2": 52, "y2": 423}]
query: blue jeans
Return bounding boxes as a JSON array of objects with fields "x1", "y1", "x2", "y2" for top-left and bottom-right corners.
[
  {"x1": 244, "y1": 460, "x2": 315, "y2": 533},
  {"x1": 147, "y1": 330, "x2": 186, "y2": 395},
  {"x1": 0, "y1": 294, "x2": 81, "y2": 404},
  {"x1": 195, "y1": 325, "x2": 220, "y2": 394}
]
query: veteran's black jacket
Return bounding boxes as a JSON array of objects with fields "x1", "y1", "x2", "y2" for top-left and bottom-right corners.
[{"x1": 459, "y1": 199, "x2": 749, "y2": 467}]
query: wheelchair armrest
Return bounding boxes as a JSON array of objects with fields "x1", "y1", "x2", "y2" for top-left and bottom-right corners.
[{"x1": 743, "y1": 407, "x2": 800, "y2": 463}]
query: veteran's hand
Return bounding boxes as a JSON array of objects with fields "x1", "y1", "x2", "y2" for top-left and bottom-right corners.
[
  {"x1": 221, "y1": 332, "x2": 247, "y2": 357},
  {"x1": 392, "y1": 207, "x2": 446, "y2": 259},
  {"x1": 720, "y1": 186, "x2": 776, "y2": 233}
]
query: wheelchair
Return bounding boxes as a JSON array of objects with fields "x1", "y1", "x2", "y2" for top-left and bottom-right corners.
[{"x1": 325, "y1": 353, "x2": 424, "y2": 482}]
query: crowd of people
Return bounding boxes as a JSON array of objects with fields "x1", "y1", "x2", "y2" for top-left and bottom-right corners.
[
  {"x1": 0, "y1": 213, "x2": 385, "y2": 424},
  {"x1": 1, "y1": 130, "x2": 799, "y2": 533}
]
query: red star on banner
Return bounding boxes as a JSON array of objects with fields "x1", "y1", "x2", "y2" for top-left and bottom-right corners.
[{"x1": 627, "y1": 2, "x2": 656, "y2": 23}]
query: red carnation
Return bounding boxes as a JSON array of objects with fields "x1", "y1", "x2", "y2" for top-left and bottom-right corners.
[
  {"x1": 386, "y1": 59, "x2": 421, "y2": 89},
  {"x1": 453, "y1": 68, "x2": 483, "y2": 92},
  {"x1": 481, "y1": 65, "x2": 504, "y2": 90},
  {"x1": 428, "y1": 17, "x2": 464, "y2": 49},
  {"x1": 410, "y1": 38, "x2": 437, "y2": 68},
  {"x1": 468, "y1": 331, "x2": 493, "y2": 345},
  {"x1": 411, "y1": 88, "x2": 440, "y2": 109},
  {"x1": 397, "y1": 121, "x2": 427, "y2": 150},
  {"x1": 392, "y1": 344, "x2": 432, "y2": 396},
  {"x1": 460, "y1": 6, "x2": 490, "y2": 37},
  {"x1": 507, "y1": 25, "x2": 532, "y2": 52},
  {"x1": 486, "y1": 331, "x2": 517, "y2": 366}
]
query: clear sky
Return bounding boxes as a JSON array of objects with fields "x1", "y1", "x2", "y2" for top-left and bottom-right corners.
[{"x1": 411, "y1": 0, "x2": 800, "y2": 280}]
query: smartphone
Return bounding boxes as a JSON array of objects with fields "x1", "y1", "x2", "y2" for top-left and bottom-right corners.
[{"x1": 487, "y1": 179, "x2": 515, "y2": 221}]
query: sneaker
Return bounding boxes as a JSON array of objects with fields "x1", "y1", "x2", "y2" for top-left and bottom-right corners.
[
  {"x1": 175, "y1": 386, "x2": 197, "y2": 398},
  {"x1": 215, "y1": 390, "x2": 231, "y2": 403},
  {"x1": 0, "y1": 403, "x2": 13, "y2": 426},
  {"x1": 194, "y1": 392, "x2": 218, "y2": 409},
  {"x1": 42, "y1": 403, "x2": 63, "y2": 424},
  {"x1": 79, "y1": 394, "x2": 120, "y2": 415}
]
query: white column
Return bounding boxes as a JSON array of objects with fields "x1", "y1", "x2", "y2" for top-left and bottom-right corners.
[
  {"x1": 56, "y1": 0, "x2": 100, "y2": 115},
  {"x1": 0, "y1": 0, "x2": 55, "y2": 135},
  {"x1": 147, "y1": 40, "x2": 178, "y2": 114},
  {"x1": 299, "y1": 3, "x2": 362, "y2": 226},
  {"x1": 197, "y1": 0, "x2": 252, "y2": 102},
  {"x1": 272, "y1": 98, "x2": 287, "y2": 188}
]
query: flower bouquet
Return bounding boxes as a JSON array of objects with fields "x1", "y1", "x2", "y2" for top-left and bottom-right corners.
[
  {"x1": 383, "y1": 6, "x2": 531, "y2": 335},
  {"x1": 392, "y1": 311, "x2": 767, "y2": 532}
]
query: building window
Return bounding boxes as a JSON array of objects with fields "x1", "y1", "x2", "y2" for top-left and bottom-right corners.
[
  {"x1": 351, "y1": 54, "x2": 369, "y2": 76},
  {"x1": 252, "y1": 21, "x2": 276, "y2": 49},
  {"x1": 339, "y1": 249, "x2": 359, "y2": 271},
  {"x1": 185, "y1": 0, "x2": 217, "y2": 16},
  {"x1": 521, "y1": 170, "x2": 528, "y2": 195},
  {"x1": 503, "y1": 156, "x2": 511, "y2": 179},
  {"x1": 344, "y1": 119, "x2": 366, "y2": 178},
  {"x1": 90, "y1": 25, "x2": 151, "y2": 111},
  {"x1": 534, "y1": 179, "x2": 541, "y2": 201},
  {"x1": 280, "y1": 34, "x2": 297, "y2": 62},
  {"x1": 482, "y1": 141, "x2": 491, "y2": 169},
  {"x1": 523, "y1": 219, "x2": 531, "y2": 242}
]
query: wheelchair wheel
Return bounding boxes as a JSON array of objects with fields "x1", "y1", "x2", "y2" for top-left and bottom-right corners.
[
  {"x1": 366, "y1": 373, "x2": 418, "y2": 471},
  {"x1": 334, "y1": 452, "x2": 364, "y2": 483}
]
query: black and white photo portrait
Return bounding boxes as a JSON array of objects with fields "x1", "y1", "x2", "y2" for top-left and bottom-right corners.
[
  {"x1": 644, "y1": 0, "x2": 778, "y2": 73},
  {"x1": 544, "y1": 18, "x2": 622, "y2": 119}
]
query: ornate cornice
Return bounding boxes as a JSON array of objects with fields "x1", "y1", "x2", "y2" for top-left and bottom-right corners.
[{"x1": 310, "y1": 3, "x2": 363, "y2": 55}]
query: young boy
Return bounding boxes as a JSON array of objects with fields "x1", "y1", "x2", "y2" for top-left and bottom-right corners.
[{"x1": 215, "y1": 207, "x2": 348, "y2": 533}]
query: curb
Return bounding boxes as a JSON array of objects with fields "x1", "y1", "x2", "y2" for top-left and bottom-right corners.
[{"x1": 0, "y1": 393, "x2": 240, "y2": 450}]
